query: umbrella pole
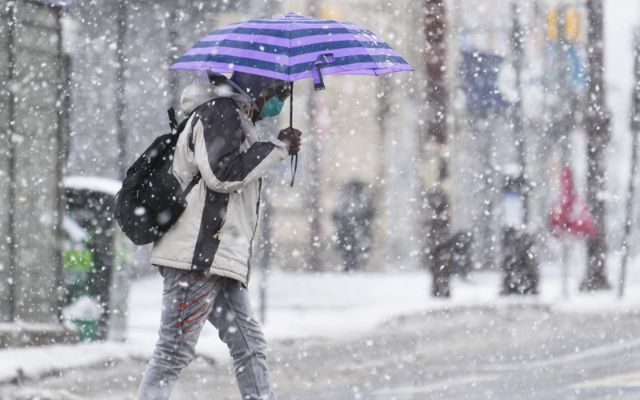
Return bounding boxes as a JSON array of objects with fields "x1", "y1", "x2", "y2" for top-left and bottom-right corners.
[
  {"x1": 289, "y1": 81, "x2": 298, "y2": 187},
  {"x1": 290, "y1": 81, "x2": 294, "y2": 128}
]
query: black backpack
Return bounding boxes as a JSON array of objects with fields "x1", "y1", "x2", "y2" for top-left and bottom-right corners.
[{"x1": 114, "y1": 108, "x2": 201, "y2": 245}]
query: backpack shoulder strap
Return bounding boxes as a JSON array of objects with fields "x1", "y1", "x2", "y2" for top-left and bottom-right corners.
[
  {"x1": 184, "y1": 101, "x2": 214, "y2": 152},
  {"x1": 167, "y1": 107, "x2": 197, "y2": 135},
  {"x1": 167, "y1": 108, "x2": 178, "y2": 132}
]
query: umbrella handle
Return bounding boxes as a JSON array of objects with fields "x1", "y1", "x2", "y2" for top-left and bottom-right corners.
[{"x1": 290, "y1": 154, "x2": 298, "y2": 187}]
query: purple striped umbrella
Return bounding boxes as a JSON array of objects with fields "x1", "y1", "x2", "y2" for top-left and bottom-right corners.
[
  {"x1": 172, "y1": 12, "x2": 413, "y2": 185},
  {"x1": 172, "y1": 12, "x2": 413, "y2": 92}
]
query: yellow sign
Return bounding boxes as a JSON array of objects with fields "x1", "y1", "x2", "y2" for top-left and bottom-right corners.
[
  {"x1": 564, "y1": 8, "x2": 581, "y2": 42},
  {"x1": 546, "y1": 9, "x2": 558, "y2": 42}
]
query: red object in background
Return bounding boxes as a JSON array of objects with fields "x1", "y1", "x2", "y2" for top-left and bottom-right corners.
[{"x1": 549, "y1": 167, "x2": 597, "y2": 238}]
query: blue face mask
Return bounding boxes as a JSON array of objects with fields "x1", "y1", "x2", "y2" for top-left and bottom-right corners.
[{"x1": 258, "y1": 96, "x2": 285, "y2": 120}]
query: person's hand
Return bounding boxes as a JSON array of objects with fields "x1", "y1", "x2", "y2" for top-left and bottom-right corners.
[{"x1": 278, "y1": 127, "x2": 302, "y2": 155}]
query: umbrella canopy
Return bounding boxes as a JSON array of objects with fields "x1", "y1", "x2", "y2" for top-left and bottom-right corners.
[{"x1": 172, "y1": 12, "x2": 413, "y2": 89}]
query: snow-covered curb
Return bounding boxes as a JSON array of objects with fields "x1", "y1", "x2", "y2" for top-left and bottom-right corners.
[{"x1": 0, "y1": 342, "x2": 146, "y2": 384}]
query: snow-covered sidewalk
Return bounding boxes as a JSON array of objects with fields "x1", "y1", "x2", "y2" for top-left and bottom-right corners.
[{"x1": 2, "y1": 258, "x2": 640, "y2": 384}]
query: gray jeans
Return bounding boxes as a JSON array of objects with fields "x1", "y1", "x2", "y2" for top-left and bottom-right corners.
[{"x1": 137, "y1": 267, "x2": 276, "y2": 400}]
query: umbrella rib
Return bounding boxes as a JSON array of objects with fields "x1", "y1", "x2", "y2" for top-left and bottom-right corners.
[{"x1": 344, "y1": 24, "x2": 384, "y2": 69}]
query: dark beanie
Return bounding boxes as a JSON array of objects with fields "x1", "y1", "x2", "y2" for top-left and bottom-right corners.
[{"x1": 230, "y1": 71, "x2": 279, "y2": 101}]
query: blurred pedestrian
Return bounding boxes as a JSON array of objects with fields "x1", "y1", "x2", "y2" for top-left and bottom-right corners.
[
  {"x1": 421, "y1": 186, "x2": 452, "y2": 297},
  {"x1": 450, "y1": 231, "x2": 473, "y2": 279},
  {"x1": 332, "y1": 180, "x2": 375, "y2": 272},
  {"x1": 137, "y1": 71, "x2": 300, "y2": 400}
]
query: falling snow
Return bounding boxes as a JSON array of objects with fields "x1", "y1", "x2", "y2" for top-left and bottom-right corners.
[{"x1": 1, "y1": 0, "x2": 640, "y2": 399}]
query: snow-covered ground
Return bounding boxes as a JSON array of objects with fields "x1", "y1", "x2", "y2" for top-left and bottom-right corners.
[
  {"x1": 2, "y1": 250, "x2": 639, "y2": 385},
  {"x1": 129, "y1": 254, "x2": 640, "y2": 361}
]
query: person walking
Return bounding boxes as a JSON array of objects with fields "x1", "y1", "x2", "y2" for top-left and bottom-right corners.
[{"x1": 136, "y1": 71, "x2": 300, "y2": 400}]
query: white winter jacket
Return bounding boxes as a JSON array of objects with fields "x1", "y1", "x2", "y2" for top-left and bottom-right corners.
[{"x1": 150, "y1": 80, "x2": 289, "y2": 285}]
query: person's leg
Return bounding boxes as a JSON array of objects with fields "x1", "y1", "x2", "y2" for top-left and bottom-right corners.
[
  {"x1": 208, "y1": 278, "x2": 277, "y2": 400},
  {"x1": 137, "y1": 267, "x2": 223, "y2": 400}
]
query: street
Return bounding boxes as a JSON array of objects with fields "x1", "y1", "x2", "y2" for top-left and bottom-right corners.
[{"x1": 3, "y1": 305, "x2": 640, "y2": 400}]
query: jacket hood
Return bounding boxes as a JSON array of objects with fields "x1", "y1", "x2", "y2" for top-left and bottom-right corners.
[{"x1": 180, "y1": 72, "x2": 253, "y2": 115}]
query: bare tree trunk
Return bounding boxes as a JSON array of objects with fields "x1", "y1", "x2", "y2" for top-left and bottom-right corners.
[
  {"x1": 166, "y1": 5, "x2": 180, "y2": 111},
  {"x1": 424, "y1": 0, "x2": 447, "y2": 146},
  {"x1": 306, "y1": 93, "x2": 323, "y2": 272},
  {"x1": 581, "y1": 0, "x2": 611, "y2": 291},
  {"x1": 423, "y1": 0, "x2": 451, "y2": 297},
  {"x1": 618, "y1": 30, "x2": 640, "y2": 298},
  {"x1": 5, "y1": 0, "x2": 17, "y2": 322},
  {"x1": 511, "y1": 1, "x2": 528, "y2": 222},
  {"x1": 115, "y1": 0, "x2": 128, "y2": 179}
]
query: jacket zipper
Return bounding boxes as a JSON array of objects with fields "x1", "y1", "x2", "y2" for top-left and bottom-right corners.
[{"x1": 246, "y1": 178, "x2": 262, "y2": 284}]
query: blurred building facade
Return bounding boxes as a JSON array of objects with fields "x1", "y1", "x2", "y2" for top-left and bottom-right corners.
[
  {"x1": 2, "y1": 0, "x2": 611, "y2": 288},
  {"x1": 0, "y1": 0, "x2": 67, "y2": 338}
]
